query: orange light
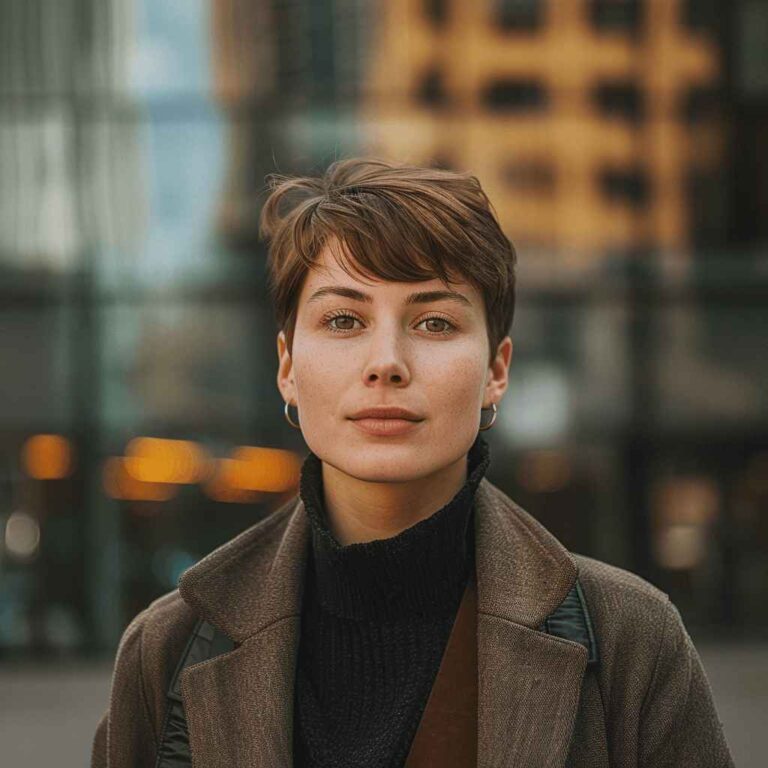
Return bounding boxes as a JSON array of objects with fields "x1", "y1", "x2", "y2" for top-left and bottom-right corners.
[
  {"x1": 228, "y1": 447, "x2": 301, "y2": 492},
  {"x1": 203, "y1": 459, "x2": 267, "y2": 504},
  {"x1": 123, "y1": 437, "x2": 212, "y2": 485},
  {"x1": 22, "y1": 434, "x2": 74, "y2": 479},
  {"x1": 103, "y1": 457, "x2": 177, "y2": 501}
]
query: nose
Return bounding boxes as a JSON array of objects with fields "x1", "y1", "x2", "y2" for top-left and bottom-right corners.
[{"x1": 360, "y1": 324, "x2": 411, "y2": 387}]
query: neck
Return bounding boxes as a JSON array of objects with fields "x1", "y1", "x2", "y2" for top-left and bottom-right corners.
[
  {"x1": 319, "y1": 451, "x2": 470, "y2": 546},
  {"x1": 297, "y1": 433, "x2": 491, "y2": 620}
]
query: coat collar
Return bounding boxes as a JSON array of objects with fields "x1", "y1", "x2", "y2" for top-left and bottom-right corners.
[{"x1": 177, "y1": 476, "x2": 588, "y2": 767}]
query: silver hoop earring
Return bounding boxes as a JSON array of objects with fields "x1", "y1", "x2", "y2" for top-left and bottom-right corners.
[
  {"x1": 284, "y1": 401, "x2": 301, "y2": 429},
  {"x1": 479, "y1": 402, "x2": 497, "y2": 431}
]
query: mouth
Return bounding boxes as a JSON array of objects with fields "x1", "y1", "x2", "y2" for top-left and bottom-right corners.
[
  {"x1": 349, "y1": 417, "x2": 424, "y2": 437},
  {"x1": 348, "y1": 407, "x2": 424, "y2": 421}
]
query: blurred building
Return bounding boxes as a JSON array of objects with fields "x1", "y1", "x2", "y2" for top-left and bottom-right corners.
[
  {"x1": 208, "y1": 0, "x2": 376, "y2": 249},
  {"x1": 363, "y1": 0, "x2": 723, "y2": 262},
  {"x1": 0, "y1": 0, "x2": 767, "y2": 664},
  {"x1": 0, "y1": 0, "x2": 145, "y2": 273}
]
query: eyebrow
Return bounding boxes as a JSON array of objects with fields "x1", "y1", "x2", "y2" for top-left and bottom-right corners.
[{"x1": 306, "y1": 285, "x2": 473, "y2": 308}]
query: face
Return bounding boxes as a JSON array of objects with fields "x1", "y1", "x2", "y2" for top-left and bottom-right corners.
[{"x1": 276, "y1": 239, "x2": 512, "y2": 483}]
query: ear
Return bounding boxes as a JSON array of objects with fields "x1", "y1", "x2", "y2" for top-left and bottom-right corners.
[
  {"x1": 484, "y1": 336, "x2": 512, "y2": 408},
  {"x1": 276, "y1": 330, "x2": 297, "y2": 405}
]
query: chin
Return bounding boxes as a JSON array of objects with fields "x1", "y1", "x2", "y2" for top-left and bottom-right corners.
[{"x1": 332, "y1": 447, "x2": 434, "y2": 484}]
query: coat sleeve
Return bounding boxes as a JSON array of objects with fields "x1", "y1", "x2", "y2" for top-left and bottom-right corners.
[
  {"x1": 638, "y1": 599, "x2": 734, "y2": 768},
  {"x1": 91, "y1": 710, "x2": 108, "y2": 768},
  {"x1": 90, "y1": 608, "x2": 159, "y2": 768}
]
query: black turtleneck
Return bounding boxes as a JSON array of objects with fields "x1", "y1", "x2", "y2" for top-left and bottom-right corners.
[{"x1": 292, "y1": 433, "x2": 491, "y2": 768}]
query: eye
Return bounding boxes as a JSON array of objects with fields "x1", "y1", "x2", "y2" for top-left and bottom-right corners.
[
  {"x1": 416, "y1": 316, "x2": 456, "y2": 335},
  {"x1": 321, "y1": 311, "x2": 456, "y2": 336},
  {"x1": 324, "y1": 313, "x2": 362, "y2": 333}
]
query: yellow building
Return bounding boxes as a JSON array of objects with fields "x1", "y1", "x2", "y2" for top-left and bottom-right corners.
[{"x1": 362, "y1": 0, "x2": 723, "y2": 265}]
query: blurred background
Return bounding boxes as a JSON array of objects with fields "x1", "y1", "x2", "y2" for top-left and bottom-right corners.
[{"x1": 0, "y1": 0, "x2": 766, "y2": 764}]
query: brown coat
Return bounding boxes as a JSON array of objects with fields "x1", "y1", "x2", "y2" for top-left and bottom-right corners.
[{"x1": 91, "y1": 477, "x2": 734, "y2": 767}]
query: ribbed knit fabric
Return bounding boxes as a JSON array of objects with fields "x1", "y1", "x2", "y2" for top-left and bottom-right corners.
[{"x1": 292, "y1": 433, "x2": 491, "y2": 768}]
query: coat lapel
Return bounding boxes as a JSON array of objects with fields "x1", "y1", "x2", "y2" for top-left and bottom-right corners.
[
  {"x1": 176, "y1": 476, "x2": 589, "y2": 768},
  {"x1": 177, "y1": 496, "x2": 311, "y2": 767},
  {"x1": 473, "y1": 480, "x2": 588, "y2": 767}
]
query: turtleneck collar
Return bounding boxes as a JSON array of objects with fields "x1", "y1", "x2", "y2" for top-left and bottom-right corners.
[{"x1": 298, "y1": 433, "x2": 491, "y2": 621}]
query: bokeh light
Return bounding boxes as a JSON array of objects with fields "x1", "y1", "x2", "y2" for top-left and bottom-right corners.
[{"x1": 21, "y1": 434, "x2": 74, "y2": 480}]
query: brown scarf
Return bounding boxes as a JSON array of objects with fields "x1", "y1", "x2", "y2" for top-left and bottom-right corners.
[{"x1": 405, "y1": 567, "x2": 478, "y2": 767}]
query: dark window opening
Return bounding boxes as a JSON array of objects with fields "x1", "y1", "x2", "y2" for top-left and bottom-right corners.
[
  {"x1": 590, "y1": 0, "x2": 641, "y2": 33},
  {"x1": 416, "y1": 67, "x2": 450, "y2": 108},
  {"x1": 493, "y1": 0, "x2": 542, "y2": 31},
  {"x1": 481, "y1": 79, "x2": 548, "y2": 112},
  {"x1": 599, "y1": 167, "x2": 650, "y2": 207},
  {"x1": 424, "y1": 0, "x2": 449, "y2": 27},
  {"x1": 593, "y1": 81, "x2": 645, "y2": 121},
  {"x1": 686, "y1": 169, "x2": 729, "y2": 248},
  {"x1": 681, "y1": 86, "x2": 722, "y2": 123},
  {"x1": 683, "y1": 0, "x2": 719, "y2": 31}
]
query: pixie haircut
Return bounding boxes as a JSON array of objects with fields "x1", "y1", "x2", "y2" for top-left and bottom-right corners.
[{"x1": 259, "y1": 157, "x2": 516, "y2": 366}]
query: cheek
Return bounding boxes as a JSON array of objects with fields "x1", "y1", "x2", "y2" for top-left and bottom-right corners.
[
  {"x1": 444, "y1": 364, "x2": 485, "y2": 401},
  {"x1": 421, "y1": 349, "x2": 488, "y2": 405},
  {"x1": 291, "y1": 343, "x2": 348, "y2": 404}
]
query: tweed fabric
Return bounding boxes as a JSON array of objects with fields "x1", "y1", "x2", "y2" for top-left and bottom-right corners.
[{"x1": 91, "y1": 475, "x2": 735, "y2": 768}]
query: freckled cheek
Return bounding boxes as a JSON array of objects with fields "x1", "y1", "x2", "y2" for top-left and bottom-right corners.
[
  {"x1": 291, "y1": 348, "x2": 349, "y2": 411},
  {"x1": 430, "y1": 359, "x2": 485, "y2": 412}
]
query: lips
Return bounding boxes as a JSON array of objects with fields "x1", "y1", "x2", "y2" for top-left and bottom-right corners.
[
  {"x1": 348, "y1": 407, "x2": 424, "y2": 421},
  {"x1": 350, "y1": 415, "x2": 424, "y2": 437}
]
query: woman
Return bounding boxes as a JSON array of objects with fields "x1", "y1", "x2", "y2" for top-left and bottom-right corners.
[{"x1": 92, "y1": 157, "x2": 733, "y2": 767}]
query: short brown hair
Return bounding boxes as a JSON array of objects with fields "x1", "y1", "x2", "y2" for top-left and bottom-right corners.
[{"x1": 259, "y1": 157, "x2": 516, "y2": 365}]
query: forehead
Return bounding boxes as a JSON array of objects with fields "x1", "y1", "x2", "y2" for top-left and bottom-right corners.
[{"x1": 298, "y1": 239, "x2": 481, "y2": 305}]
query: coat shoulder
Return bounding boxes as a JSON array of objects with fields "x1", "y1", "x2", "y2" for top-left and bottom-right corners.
[
  {"x1": 95, "y1": 499, "x2": 302, "y2": 767},
  {"x1": 92, "y1": 588, "x2": 198, "y2": 767},
  {"x1": 123, "y1": 588, "x2": 199, "y2": 737},
  {"x1": 98, "y1": 497, "x2": 299, "y2": 768},
  {"x1": 571, "y1": 552, "x2": 674, "y2": 655},
  {"x1": 570, "y1": 553, "x2": 682, "y2": 711},
  {"x1": 137, "y1": 497, "x2": 300, "y2": 667},
  {"x1": 570, "y1": 557, "x2": 734, "y2": 766},
  {"x1": 139, "y1": 587, "x2": 200, "y2": 672},
  {"x1": 128, "y1": 501, "x2": 294, "y2": 649},
  {"x1": 572, "y1": 552, "x2": 670, "y2": 612}
]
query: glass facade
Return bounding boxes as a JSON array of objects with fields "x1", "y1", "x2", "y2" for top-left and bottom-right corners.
[{"x1": 1, "y1": 0, "x2": 767, "y2": 661}]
